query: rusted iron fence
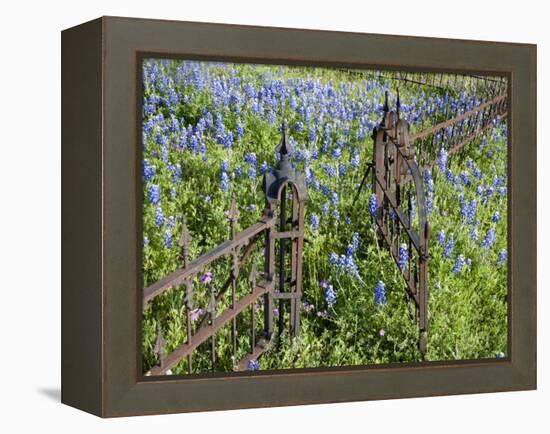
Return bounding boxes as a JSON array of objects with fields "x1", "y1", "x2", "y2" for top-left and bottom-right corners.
[
  {"x1": 353, "y1": 84, "x2": 507, "y2": 353},
  {"x1": 143, "y1": 126, "x2": 307, "y2": 375},
  {"x1": 144, "y1": 75, "x2": 508, "y2": 372},
  {"x1": 411, "y1": 93, "x2": 507, "y2": 172}
]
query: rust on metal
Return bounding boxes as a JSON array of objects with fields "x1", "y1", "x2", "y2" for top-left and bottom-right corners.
[
  {"x1": 148, "y1": 280, "x2": 274, "y2": 375},
  {"x1": 143, "y1": 217, "x2": 275, "y2": 307}
]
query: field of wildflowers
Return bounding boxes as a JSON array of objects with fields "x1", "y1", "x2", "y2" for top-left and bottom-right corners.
[{"x1": 141, "y1": 59, "x2": 507, "y2": 374}]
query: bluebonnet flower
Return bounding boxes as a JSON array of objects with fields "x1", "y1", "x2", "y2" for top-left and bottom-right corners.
[
  {"x1": 443, "y1": 237, "x2": 455, "y2": 259},
  {"x1": 166, "y1": 215, "x2": 176, "y2": 230},
  {"x1": 323, "y1": 282, "x2": 337, "y2": 308},
  {"x1": 260, "y1": 162, "x2": 272, "y2": 175},
  {"x1": 155, "y1": 206, "x2": 164, "y2": 227},
  {"x1": 332, "y1": 147, "x2": 342, "y2": 159},
  {"x1": 495, "y1": 351, "x2": 505, "y2": 359},
  {"x1": 426, "y1": 196, "x2": 433, "y2": 214},
  {"x1": 374, "y1": 281, "x2": 386, "y2": 306},
  {"x1": 171, "y1": 163, "x2": 182, "y2": 183},
  {"x1": 329, "y1": 253, "x2": 339, "y2": 266},
  {"x1": 148, "y1": 184, "x2": 161, "y2": 205},
  {"x1": 244, "y1": 153, "x2": 257, "y2": 165},
  {"x1": 320, "y1": 185, "x2": 331, "y2": 198},
  {"x1": 398, "y1": 243, "x2": 408, "y2": 270},
  {"x1": 497, "y1": 249, "x2": 507, "y2": 267},
  {"x1": 437, "y1": 148, "x2": 448, "y2": 172},
  {"x1": 221, "y1": 131, "x2": 234, "y2": 149},
  {"x1": 309, "y1": 213, "x2": 320, "y2": 231},
  {"x1": 309, "y1": 126, "x2": 317, "y2": 143},
  {"x1": 189, "y1": 135, "x2": 200, "y2": 153},
  {"x1": 311, "y1": 146, "x2": 319, "y2": 160},
  {"x1": 424, "y1": 170, "x2": 434, "y2": 194},
  {"x1": 347, "y1": 233, "x2": 360, "y2": 256},
  {"x1": 476, "y1": 185, "x2": 484, "y2": 196},
  {"x1": 247, "y1": 359, "x2": 260, "y2": 371},
  {"x1": 234, "y1": 166, "x2": 243, "y2": 177},
  {"x1": 322, "y1": 203, "x2": 330, "y2": 216},
  {"x1": 143, "y1": 159, "x2": 156, "y2": 182},
  {"x1": 350, "y1": 151, "x2": 360, "y2": 170},
  {"x1": 461, "y1": 199, "x2": 477, "y2": 223},
  {"x1": 248, "y1": 166, "x2": 257, "y2": 181},
  {"x1": 295, "y1": 121, "x2": 304, "y2": 133},
  {"x1": 470, "y1": 227, "x2": 479, "y2": 242},
  {"x1": 163, "y1": 229, "x2": 173, "y2": 249},
  {"x1": 480, "y1": 137, "x2": 487, "y2": 151},
  {"x1": 368, "y1": 193, "x2": 378, "y2": 217},
  {"x1": 332, "y1": 209, "x2": 340, "y2": 220},
  {"x1": 338, "y1": 162, "x2": 347, "y2": 177},
  {"x1": 344, "y1": 214, "x2": 351, "y2": 225},
  {"x1": 236, "y1": 119, "x2": 244, "y2": 140},
  {"x1": 492, "y1": 211, "x2": 501, "y2": 223},
  {"x1": 482, "y1": 228, "x2": 496, "y2": 249},
  {"x1": 221, "y1": 159, "x2": 230, "y2": 173},
  {"x1": 453, "y1": 254, "x2": 465, "y2": 274},
  {"x1": 329, "y1": 252, "x2": 361, "y2": 280},
  {"x1": 323, "y1": 164, "x2": 336, "y2": 177},
  {"x1": 220, "y1": 171, "x2": 230, "y2": 192},
  {"x1": 472, "y1": 165, "x2": 482, "y2": 180},
  {"x1": 460, "y1": 171, "x2": 470, "y2": 185},
  {"x1": 436, "y1": 230, "x2": 446, "y2": 246},
  {"x1": 331, "y1": 192, "x2": 339, "y2": 207}
]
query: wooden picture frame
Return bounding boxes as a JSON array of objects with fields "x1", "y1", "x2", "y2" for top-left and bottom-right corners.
[{"x1": 61, "y1": 16, "x2": 536, "y2": 417}]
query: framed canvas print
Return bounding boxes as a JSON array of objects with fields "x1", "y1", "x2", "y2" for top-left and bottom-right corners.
[{"x1": 61, "y1": 16, "x2": 537, "y2": 417}]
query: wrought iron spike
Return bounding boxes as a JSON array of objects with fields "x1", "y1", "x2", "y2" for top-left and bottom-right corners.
[
  {"x1": 383, "y1": 90, "x2": 389, "y2": 114},
  {"x1": 153, "y1": 323, "x2": 165, "y2": 366},
  {"x1": 231, "y1": 251, "x2": 239, "y2": 278},
  {"x1": 228, "y1": 193, "x2": 239, "y2": 222},
  {"x1": 396, "y1": 88, "x2": 401, "y2": 119},
  {"x1": 178, "y1": 218, "x2": 192, "y2": 250},
  {"x1": 276, "y1": 120, "x2": 290, "y2": 156},
  {"x1": 249, "y1": 262, "x2": 258, "y2": 288},
  {"x1": 184, "y1": 279, "x2": 193, "y2": 309},
  {"x1": 207, "y1": 286, "x2": 216, "y2": 319}
]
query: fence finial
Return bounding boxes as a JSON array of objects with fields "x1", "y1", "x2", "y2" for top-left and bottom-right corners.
[
  {"x1": 396, "y1": 88, "x2": 401, "y2": 119},
  {"x1": 179, "y1": 217, "x2": 192, "y2": 267},
  {"x1": 154, "y1": 323, "x2": 166, "y2": 367},
  {"x1": 228, "y1": 193, "x2": 239, "y2": 223},
  {"x1": 276, "y1": 120, "x2": 290, "y2": 158},
  {"x1": 249, "y1": 262, "x2": 258, "y2": 290}
]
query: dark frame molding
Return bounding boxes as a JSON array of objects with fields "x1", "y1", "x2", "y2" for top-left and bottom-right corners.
[{"x1": 61, "y1": 16, "x2": 536, "y2": 417}]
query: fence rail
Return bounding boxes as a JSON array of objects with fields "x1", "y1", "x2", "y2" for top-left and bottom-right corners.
[{"x1": 144, "y1": 124, "x2": 308, "y2": 375}]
